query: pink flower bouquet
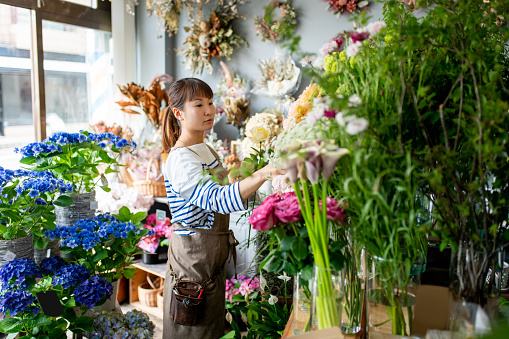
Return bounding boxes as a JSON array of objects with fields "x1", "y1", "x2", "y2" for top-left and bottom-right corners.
[{"x1": 138, "y1": 213, "x2": 173, "y2": 253}]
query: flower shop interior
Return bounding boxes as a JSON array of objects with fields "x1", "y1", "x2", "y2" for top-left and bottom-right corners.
[{"x1": 1, "y1": 0, "x2": 509, "y2": 338}]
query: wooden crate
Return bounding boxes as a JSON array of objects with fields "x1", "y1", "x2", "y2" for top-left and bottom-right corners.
[{"x1": 129, "y1": 261, "x2": 167, "y2": 319}]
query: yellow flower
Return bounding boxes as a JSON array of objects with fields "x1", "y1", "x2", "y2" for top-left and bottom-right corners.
[{"x1": 249, "y1": 127, "x2": 270, "y2": 143}]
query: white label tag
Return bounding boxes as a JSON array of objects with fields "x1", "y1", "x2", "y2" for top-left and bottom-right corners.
[
  {"x1": 90, "y1": 201, "x2": 98, "y2": 210},
  {"x1": 156, "y1": 209, "x2": 166, "y2": 221},
  {"x1": 3, "y1": 251, "x2": 16, "y2": 262}
]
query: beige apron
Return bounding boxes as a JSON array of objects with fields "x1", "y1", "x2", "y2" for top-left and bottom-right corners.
[{"x1": 163, "y1": 146, "x2": 238, "y2": 339}]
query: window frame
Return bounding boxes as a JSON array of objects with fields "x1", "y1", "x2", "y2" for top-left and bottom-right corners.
[{"x1": 0, "y1": 0, "x2": 111, "y2": 141}]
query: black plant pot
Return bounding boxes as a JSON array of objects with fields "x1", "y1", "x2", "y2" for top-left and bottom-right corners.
[{"x1": 141, "y1": 251, "x2": 160, "y2": 265}]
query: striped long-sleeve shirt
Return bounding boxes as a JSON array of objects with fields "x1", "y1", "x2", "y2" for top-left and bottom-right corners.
[{"x1": 163, "y1": 143, "x2": 248, "y2": 236}]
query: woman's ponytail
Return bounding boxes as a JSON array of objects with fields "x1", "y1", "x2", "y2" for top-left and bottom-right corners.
[{"x1": 161, "y1": 106, "x2": 180, "y2": 153}]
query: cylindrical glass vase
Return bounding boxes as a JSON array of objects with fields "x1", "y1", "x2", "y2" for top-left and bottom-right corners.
[
  {"x1": 310, "y1": 264, "x2": 343, "y2": 331},
  {"x1": 341, "y1": 244, "x2": 364, "y2": 334},
  {"x1": 293, "y1": 270, "x2": 312, "y2": 335},
  {"x1": 366, "y1": 253, "x2": 423, "y2": 337}
]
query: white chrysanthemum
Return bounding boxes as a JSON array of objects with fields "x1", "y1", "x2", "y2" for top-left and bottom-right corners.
[{"x1": 346, "y1": 41, "x2": 362, "y2": 58}]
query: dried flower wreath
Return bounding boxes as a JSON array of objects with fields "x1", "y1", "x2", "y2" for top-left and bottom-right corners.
[
  {"x1": 253, "y1": 0, "x2": 298, "y2": 43},
  {"x1": 322, "y1": 0, "x2": 370, "y2": 16}
]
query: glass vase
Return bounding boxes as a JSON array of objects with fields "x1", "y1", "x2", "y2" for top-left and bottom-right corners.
[
  {"x1": 449, "y1": 245, "x2": 504, "y2": 338},
  {"x1": 366, "y1": 253, "x2": 423, "y2": 337},
  {"x1": 341, "y1": 244, "x2": 364, "y2": 334},
  {"x1": 310, "y1": 264, "x2": 343, "y2": 331},
  {"x1": 293, "y1": 271, "x2": 312, "y2": 335}
]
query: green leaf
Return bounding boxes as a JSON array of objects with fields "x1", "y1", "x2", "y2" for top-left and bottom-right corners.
[
  {"x1": 93, "y1": 248, "x2": 108, "y2": 261},
  {"x1": 0, "y1": 317, "x2": 24, "y2": 333},
  {"x1": 291, "y1": 237, "x2": 308, "y2": 260},
  {"x1": 53, "y1": 195, "x2": 73, "y2": 207},
  {"x1": 279, "y1": 236, "x2": 295, "y2": 252},
  {"x1": 123, "y1": 268, "x2": 136, "y2": 279}
]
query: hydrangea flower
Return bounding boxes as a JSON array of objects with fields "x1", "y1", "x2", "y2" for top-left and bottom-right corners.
[
  {"x1": 0, "y1": 259, "x2": 43, "y2": 288},
  {"x1": 85, "y1": 310, "x2": 155, "y2": 339},
  {"x1": 74, "y1": 276, "x2": 113, "y2": 308},
  {"x1": 53, "y1": 264, "x2": 90, "y2": 289},
  {"x1": 40, "y1": 256, "x2": 68, "y2": 275},
  {"x1": 0, "y1": 289, "x2": 39, "y2": 318}
]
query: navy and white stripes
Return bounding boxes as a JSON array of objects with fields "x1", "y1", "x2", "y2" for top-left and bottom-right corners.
[{"x1": 164, "y1": 144, "x2": 247, "y2": 236}]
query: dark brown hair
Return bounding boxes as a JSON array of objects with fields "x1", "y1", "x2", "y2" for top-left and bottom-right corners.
[{"x1": 161, "y1": 78, "x2": 214, "y2": 153}]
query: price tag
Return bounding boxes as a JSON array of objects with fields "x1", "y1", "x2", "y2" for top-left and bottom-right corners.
[
  {"x1": 156, "y1": 209, "x2": 166, "y2": 221},
  {"x1": 90, "y1": 201, "x2": 98, "y2": 210},
  {"x1": 3, "y1": 251, "x2": 16, "y2": 262}
]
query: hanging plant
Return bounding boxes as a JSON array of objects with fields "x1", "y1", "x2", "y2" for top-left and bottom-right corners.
[
  {"x1": 322, "y1": 0, "x2": 370, "y2": 16},
  {"x1": 179, "y1": 0, "x2": 248, "y2": 75},
  {"x1": 253, "y1": 0, "x2": 298, "y2": 43}
]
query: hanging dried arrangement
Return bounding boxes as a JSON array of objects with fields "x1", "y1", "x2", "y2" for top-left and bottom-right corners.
[
  {"x1": 178, "y1": 0, "x2": 249, "y2": 75},
  {"x1": 145, "y1": 0, "x2": 207, "y2": 37}
]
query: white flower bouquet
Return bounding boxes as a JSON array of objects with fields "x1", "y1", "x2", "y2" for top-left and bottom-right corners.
[{"x1": 251, "y1": 50, "x2": 301, "y2": 98}]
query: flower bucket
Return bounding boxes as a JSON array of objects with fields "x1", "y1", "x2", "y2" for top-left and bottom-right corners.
[
  {"x1": 34, "y1": 240, "x2": 61, "y2": 265},
  {"x1": 54, "y1": 191, "x2": 97, "y2": 227},
  {"x1": 0, "y1": 233, "x2": 34, "y2": 267},
  {"x1": 141, "y1": 250, "x2": 160, "y2": 265}
]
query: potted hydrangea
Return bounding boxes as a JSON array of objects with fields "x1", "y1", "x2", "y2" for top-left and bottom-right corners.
[
  {"x1": 85, "y1": 309, "x2": 155, "y2": 339},
  {"x1": 45, "y1": 207, "x2": 150, "y2": 311},
  {"x1": 0, "y1": 167, "x2": 73, "y2": 264},
  {"x1": 0, "y1": 257, "x2": 113, "y2": 338},
  {"x1": 15, "y1": 131, "x2": 136, "y2": 229}
]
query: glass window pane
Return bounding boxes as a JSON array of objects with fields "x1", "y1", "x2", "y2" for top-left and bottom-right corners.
[
  {"x1": 62, "y1": 0, "x2": 98, "y2": 9},
  {"x1": 0, "y1": 4, "x2": 35, "y2": 170},
  {"x1": 42, "y1": 20, "x2": 114, "y2": 136}
]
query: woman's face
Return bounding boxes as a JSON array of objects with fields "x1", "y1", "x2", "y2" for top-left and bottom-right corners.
[{"x1": 178, "y1": 95, "x2": 215, "y2": 132}]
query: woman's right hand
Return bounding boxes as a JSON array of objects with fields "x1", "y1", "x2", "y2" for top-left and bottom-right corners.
[{"x1": 255, "y1": 164, "x2": 286, "y2": 181}]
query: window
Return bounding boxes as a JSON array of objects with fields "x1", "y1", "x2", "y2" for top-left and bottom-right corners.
[{"x1": 0, "y1": 0, "x2": 111, "y2": 169}]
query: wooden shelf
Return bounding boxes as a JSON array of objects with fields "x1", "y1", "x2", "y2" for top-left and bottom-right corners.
[{"x1": 133, "y1": 261, "x2": 167, "y2": 278}]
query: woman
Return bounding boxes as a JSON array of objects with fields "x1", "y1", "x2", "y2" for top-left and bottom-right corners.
[{"x1": 161, "y1": 78, "x2": 284, "y2": 338}]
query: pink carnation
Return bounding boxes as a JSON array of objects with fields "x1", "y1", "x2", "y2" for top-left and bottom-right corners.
[
  {"x1": 249, "y1": 193, "x2": 281, "y2": 231},
  {"x1": 274, "y1": 192, "x2": 301, "y2": 223},
  {"x1": 320, "y1": 197, "x2": 348, "y2": 224},
  {"x1": 366, "y1": 21, "x2": 387, "y2": 36}
]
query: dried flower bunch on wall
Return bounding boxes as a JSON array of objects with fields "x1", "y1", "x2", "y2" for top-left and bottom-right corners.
[
  {"x1": 253, "y1": 0, "x2": 298, "y2": 43},
  {"x1": 116, "y1": 75, "x2": 172, "y2": 128},
  {"x1": 179, "y1": 0, "x2": 249, "y2": 75},
  {"x1": 252, "y1": 50, "x2": 301, "y2": 98},
  {"x1": 216, "y1": 61, "x2": 250, "y2": 127}
]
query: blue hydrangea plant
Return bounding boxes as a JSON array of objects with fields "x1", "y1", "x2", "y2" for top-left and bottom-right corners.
[
  {"x1": 46, "y1": 207, "x2": 150, "y2": 282},
  {"x1": 0, "y1": 257, "x2": 113, "y2": 338},
  {"x1": 15, "y1": 131, "x2": 135, "y2": 194},
  {"x1": 85, "y1": 309, "x2": 155, "y2": 339},
  {"x1": 0, "y1": 167, "x2": 73, "y2": 241}
]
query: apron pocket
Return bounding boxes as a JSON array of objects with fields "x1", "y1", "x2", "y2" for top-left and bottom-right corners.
[{"x1": 169, "y1": 280, "x2": 206, "y2": 326}]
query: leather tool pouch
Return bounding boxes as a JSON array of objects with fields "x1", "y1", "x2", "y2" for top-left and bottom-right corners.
[{"x1": 169, "y1": 280, "x2": 205, "y2": 326}]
